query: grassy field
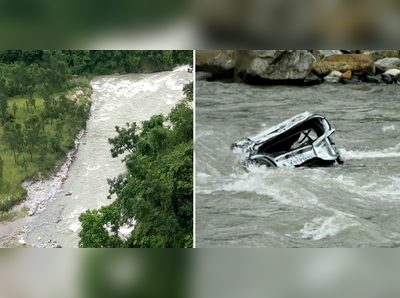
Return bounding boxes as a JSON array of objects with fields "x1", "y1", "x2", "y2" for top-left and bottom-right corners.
[{"x1": 0, "y1": 89, "x2": 91, "y2": 218}]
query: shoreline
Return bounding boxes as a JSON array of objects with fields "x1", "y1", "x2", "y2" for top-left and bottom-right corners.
[{"x1": 0, "y1": 129, "x2": 86, "y2": 248}]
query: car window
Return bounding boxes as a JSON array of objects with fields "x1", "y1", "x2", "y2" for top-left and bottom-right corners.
[{"x1": 290, "y1": 130, "x2": 317, "y2": 150}]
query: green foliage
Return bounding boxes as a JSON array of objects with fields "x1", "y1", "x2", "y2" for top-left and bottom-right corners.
[
  {"x1": 79, "y1": 84, "x2": 193, "y2": 248},
  {"x1": 183, "y1": 82, "x2": 193, "y2": 102},
  {"x1": 2, "y1": 122, "x2": 24, "y2": 163},
  {"x1": 0, "y1": 50, "x2": 193, "y2": 76},
  {"x1": 23, "y1": 115, "x2": 44, "y2": 162},
  {"x1": 0, "y1": 156, "x2": 4, "y2": 187},
  {"x1": 0, "y1": 93, "x2": 8, "y2": 125},
  {"x1": 12, "y1": 102, "x2": 17, "y2": 117},
  {"x1": 0, "y1": 96, "x2": 90, "y2": 213},
  {"x1": 108, "y1": 123, "x2": 139, "y2": 160},
  {"x1": 78, "y1": 205, "x2": 123, "y2": 248}
]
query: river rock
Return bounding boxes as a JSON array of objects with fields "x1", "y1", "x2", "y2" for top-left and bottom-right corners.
[
  {"x1": 341, "y1": 77, "x2": 359, "y2": 84},
  {"x1": 324, "y1": 77, "x2": 340, "y2": 84},
  {"x1": 317, "y1": 50, "x2": 343, "y2": 58},
  {"x1": 352, "y1": 71, "x2": 367, "y2": 77},
  {"x1": 196, "y1": 72, "x2": 213, "y2": 81},
  {"x1": 340, "y1": 78, "x2": 351, "y2": 84},
  {"x1": 313, "y1": 54, "x2": 375, "y2": 77},
  {"x1": 309, "y1": 50, "x2": 321, "y2": 61},
  {"x1": 342, "y1": 70, "x2": 352, "y2": 79},
  {"x1": 381, "y1": 73, "x2": 393, "y2": 84},
  {"x1": 324, "y1": 71, "x2": 342, "y2": 83},
  {"x1": 304, "y1": 73, "x2": 323, "y2": 85},
  {"x1": 384, "y1": 69, "x2": 400, "y2": 77},
  {"x1": 235, "y1": 50, "x2": 316, "y2": 81},
  {"x1": 196, "y1": 50, "x2": 237, "y2": 72},
  {"x1": 375, "y1": 58, "x2": 400, "y2": 73},
  {"x1": 365, "y1": 75, "x2": 382, "y2": 84}
]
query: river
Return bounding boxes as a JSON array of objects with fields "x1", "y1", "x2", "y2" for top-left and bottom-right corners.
[
  {"x1": 6, "y1": 66, "x2": 192, "y2": 248},
  {"x1": 195, "y1": 80, "x2": 400, "y2": 247}
]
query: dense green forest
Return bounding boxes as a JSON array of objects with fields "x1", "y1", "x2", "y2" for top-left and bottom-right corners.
[
  {"x1": 0, "y1": 50, "x2": 193, "y2": 217},
  {"x1": 0, "y1": 51, "x2": 193, "y2": 86},
  {"x1": 78, "y1": 82, "x2": 193, "y2": 248}
]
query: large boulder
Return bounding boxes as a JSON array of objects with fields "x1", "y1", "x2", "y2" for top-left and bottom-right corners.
[
  {"x1": 196, "y1": 50, "x2": 237, "y2": 73},
  {"x1": 375, "y1": 58, "x2": 400, "y2": 73},
  {"x1": 313, "y1": 54, "x2": 375, "y2": 77},
  {"x1": 234, "y1": 50, "x2": 316, "y2": 81}
]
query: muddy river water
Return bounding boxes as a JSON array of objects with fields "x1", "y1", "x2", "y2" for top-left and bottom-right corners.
[
  {"x1": 5, "y1": 66, "x2": 192, "y2": 248},
  {"x1": 196, "y1": 81, "x2": 400, "y2": 247}
]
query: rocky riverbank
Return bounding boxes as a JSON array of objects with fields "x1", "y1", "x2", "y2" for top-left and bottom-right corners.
[
  {"x1": 0, "y1": 86, "x2": 92, "y2": 248},
  {"x1": 0, "y1": 129, "x2": 86, "y2": 248},
  {"x1": 196, "y1": 50, "x2": 400, "y2": 85}
]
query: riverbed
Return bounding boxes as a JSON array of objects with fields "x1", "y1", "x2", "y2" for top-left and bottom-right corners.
[
  {"x1": 196, "y1": 80, "x2": 400, "y2": 247},
  {"x1": 1, "y1": 66, "x2": 192, "y2": 248}
]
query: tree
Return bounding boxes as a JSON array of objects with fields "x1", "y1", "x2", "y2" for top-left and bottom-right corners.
[
  {"x1": 2, "y1": 122, "x2": 24, "y2": 163},
  {"x1": 26, "y1": 85, "x2": 36, "y2": 109},
  {"x1": 12, "y1": 102, "x2": 17, "y2": 118},
  {"x1": 78, "y1": 205, "x2": 123, "y2": 248},
  {"x1": 0, "y1": 155, "x2": 4, "y2": 187},
  {"x1": 168, "y1": 102, "x2": 193, "y2": 143},
  {"x1": 0, "y1": 93, "x2": 7, "y2": 125},
  {"x1": 108, "y1": 123, "x2": 140, "y2": 160},
  {"x1": 10, "y1": 62, "x2": 31, "y2": 94},
  {"x1": 23, "y1": 115, "x2": 44, "y2": 162}
]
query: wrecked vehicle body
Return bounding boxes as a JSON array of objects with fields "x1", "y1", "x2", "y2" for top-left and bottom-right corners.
[{"x1": 233, "y1": 112, "x2": 344, "y2": 167}]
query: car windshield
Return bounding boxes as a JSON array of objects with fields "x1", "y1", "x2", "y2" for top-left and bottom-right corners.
[
  {"x1": 290, "y1": 129, "x2": 318, "y2": 149},
  {"x1": 258, "y1": 118, "x2": 325, "y2": 157}
]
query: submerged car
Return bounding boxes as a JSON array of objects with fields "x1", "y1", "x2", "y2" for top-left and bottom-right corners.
[{"x1": 232, "y1": 112, "x2": 344, "y2": 167}]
